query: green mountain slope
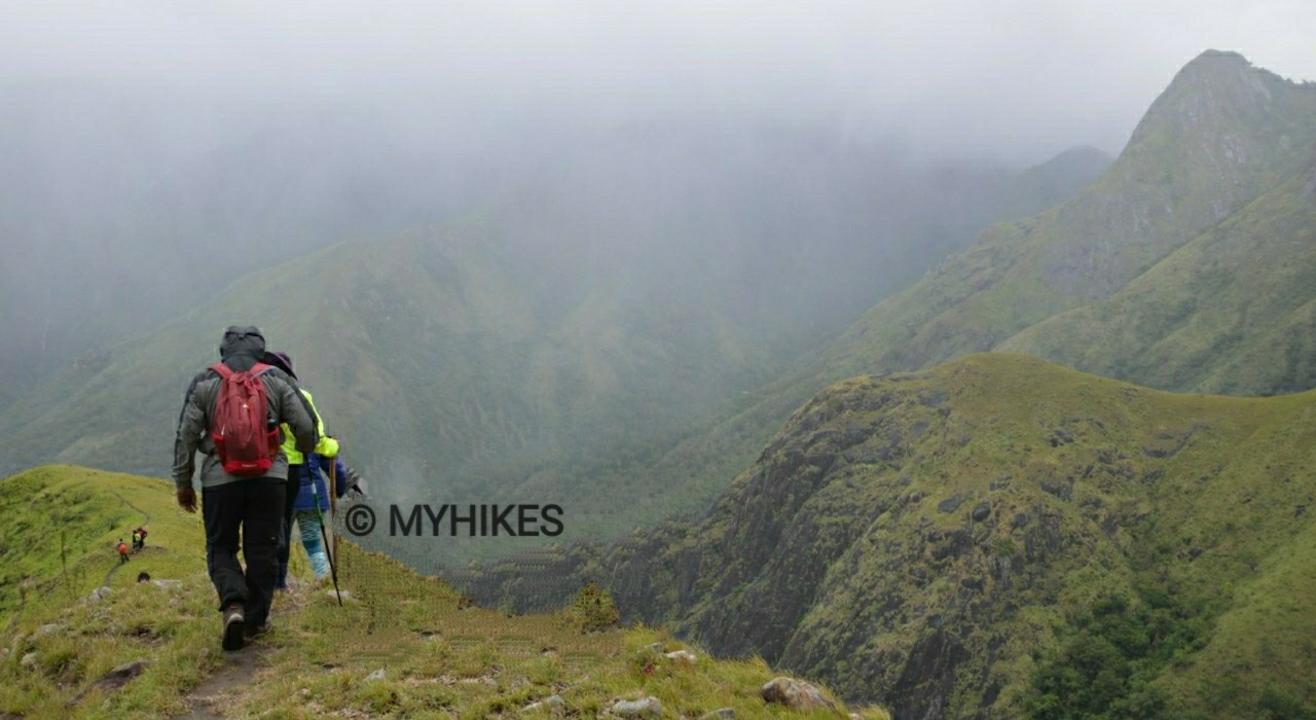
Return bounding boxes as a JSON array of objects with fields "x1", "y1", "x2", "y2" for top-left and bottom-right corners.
[
  {"x1": 0, "y1": 233, "x2": 782, "y2": 537},
  {"x1": 823, "y1": 50, "x2": 1316, "y2": 384},
  {"x1": 999, "y1": 153, "x2": 1316, "y2": 394},
  {"x1": 0, "y1": 141, "x2": 1106, "y2": 555},
  {"x1": 467, "y1": 353, "x2": 1316, "y2": 719},
  {"x1": 0, "y1": 465, "x2": 887, "y2": 719},
  {"x1": 567, "y1": 52, "x2": 1316, "y2": 545}
]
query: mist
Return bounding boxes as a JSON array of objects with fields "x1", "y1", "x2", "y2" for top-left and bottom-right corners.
[{"x1": 2, "y1": 0, "x2": 1314, "y2": 401}]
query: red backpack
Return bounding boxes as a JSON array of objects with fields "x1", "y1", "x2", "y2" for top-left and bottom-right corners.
[{"x1": 209, "y1": 362, "x2": 281, "y2": 477}]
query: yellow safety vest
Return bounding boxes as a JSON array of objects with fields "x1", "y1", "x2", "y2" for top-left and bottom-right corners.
[{"x1": 282, "y1": 388, "x2": 339, "y2": 465}]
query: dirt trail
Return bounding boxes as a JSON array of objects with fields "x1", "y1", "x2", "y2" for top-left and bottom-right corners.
[
  {"x1": 97, "y1": 490, "x2": 154, "y2": 588},
  {"x1": 179, "y1": 644, "x2": 271, "y2": 720}
]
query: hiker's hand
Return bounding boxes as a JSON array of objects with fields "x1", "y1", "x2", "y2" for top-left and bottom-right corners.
[{"x1": 177, "y1": 486, "x2": 197, "y2": 513}]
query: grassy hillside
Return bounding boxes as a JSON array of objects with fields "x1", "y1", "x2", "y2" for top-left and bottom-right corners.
[
  {"x1": 0, "y1": 465, "x2": 886, "y2": 719},
  {"x1": 822, "y1": 50, "x2": 1316, "y2": 387},
  {"x1": 0, "y1": 141, "x2": 1107, "y2": 558},
  {"x1": 554, "y1": 52, "x2": 1316, "y2": 551},
  {"x1": 999, "y1": 153, "x2": 1316, "y2": 394},
  {"x1": 467, "y1": 354, "x2": 1316, "y2": 720},
  {"x1": 0, "y1": 232, "x2": 785, "y2": 547}
]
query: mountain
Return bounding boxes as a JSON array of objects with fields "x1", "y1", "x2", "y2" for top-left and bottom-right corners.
[
  {"x1": 998, "y1": 152, "x2": 1316, "y2": 394},
  {"x1": 0, "y1": 465, "x2": 888, "y2": 719},
  {"x1": 0, "y1": 138, "x2": 1106, "y2": 555},
  {"x1": 0, "y1": 100, "x2": 1110, "y2": 420},
  {"x1": 824, "y1": 51, "x2": 1316, "y2": 385},
  {"x1": 558, "y1": 51, "x2": 1316, "y2": 545},
  {"x1": 465, "y1": 353, "x2": 1316, "y2": 720}
]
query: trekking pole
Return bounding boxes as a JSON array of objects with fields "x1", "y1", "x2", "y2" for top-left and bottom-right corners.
[
  {"x1": 309, "y1": 462, "x2": 344, "y2": 606},
  {"x1": 328, "y1": 458, "x2": 339, "y2": 560}
]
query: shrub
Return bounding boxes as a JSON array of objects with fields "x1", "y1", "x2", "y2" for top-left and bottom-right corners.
[{"x1": 564, "y1": 582, "x2": 620, "y2": 633}]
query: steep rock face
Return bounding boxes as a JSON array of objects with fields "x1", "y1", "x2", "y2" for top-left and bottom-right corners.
[{"x1": 467, "y1": 354, "x2": 1316, "y2": 719}]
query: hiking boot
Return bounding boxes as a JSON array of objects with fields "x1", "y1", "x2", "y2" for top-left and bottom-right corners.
[
  {"x1": 244, "y1": 621, "x2": 268, "y2": 640},
  {"x1": 222, "y1": 603, "x2": 246, "y2": 652}
]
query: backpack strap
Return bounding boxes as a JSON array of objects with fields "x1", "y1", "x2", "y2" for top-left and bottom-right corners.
[{"x1": 210, "y1": 362, "x2": 274, "y2": 378}]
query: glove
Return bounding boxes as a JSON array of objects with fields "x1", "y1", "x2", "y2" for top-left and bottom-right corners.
[
  {"x1": 343, "y1": 464, "x2": 366, "y2": 498},
  {"x1": 317, "y1": 435, "x2": 340, "y2": 458},
  {"x1": 177, "y1": 485, "x2": 198, "y2": 513}
]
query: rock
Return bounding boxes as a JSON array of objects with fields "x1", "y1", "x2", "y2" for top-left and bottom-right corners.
[
  {"x1": 152, "y1": 579, "x2": 183, "y2": 590},
  {"x1": 700, "y1": 709, "x2": 736, "y2": 719},
  {"x1": 522, "y1": 694, "x2": 566, "y2": 714},
  {"x1": 366, "y1": 668, "x2": 386, "y2": 681},
  {"x1": 1039, "y1": 477, "x2": 1072, "y2": 501},
  {"x1": 608, "y1": 696, "x2": 663, "y2": 717},
  {"x1": 20, "y1": 651, "x2": 38, "y2": 669},
  {"x1": 35, "y1": 623, "x2": 64, "y2": 637},
  {"x1": 760, "y1": 677, "x2": 835, "y2": 710},
  {"x1": 88, "y1": 586, "x2": 111, "y2": 602},
  {"x1": 90, "y1": 659, "x2": 149, "y2": 691},
  {"x1": 937, "y1": 495, "x2": 963, "y2": 513},
  {"x1": 971, "y1": 503, "x2": 991, "y2": 522},
  {"x1": 645, "y1": 641, "x2": 666, "y2": 653},
  {"x1": 665, "y1": 649, "x2": 697, "y2": 665}
]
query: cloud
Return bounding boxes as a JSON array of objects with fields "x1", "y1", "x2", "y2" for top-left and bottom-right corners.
[{"x1": 3, "y1": 1, "x2": 1313, "y2": 160}]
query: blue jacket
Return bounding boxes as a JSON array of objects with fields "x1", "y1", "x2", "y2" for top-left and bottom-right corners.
[{"x1": 289, "y1": 453, "x2": 350, "y2": 512}]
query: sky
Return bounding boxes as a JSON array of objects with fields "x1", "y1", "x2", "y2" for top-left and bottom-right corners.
[{"x1": 3, "y1": 0, "x2": 1314, "y2": 163}]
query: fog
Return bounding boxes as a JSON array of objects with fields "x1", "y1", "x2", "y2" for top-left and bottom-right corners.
[{"x1": 2, "y1": 0, "x2": 1314, "y2": 400}]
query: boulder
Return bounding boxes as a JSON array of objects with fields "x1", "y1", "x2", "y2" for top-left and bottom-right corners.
[
  {"x1": 366, "y1": 668, "x2": 386, "y2": 682},
  {"x1": 20, "y1": 651, "x2": 38, "y2": 669},
  {"x1": 522, "y1": 694, "x2": 566, "y2": 714},
  {"x1": 88, "y1": 586, "x2": 111, "y2": 602},
  {"x1": 760, "y1": 677, "x2": 835, "y2": 710},
  {"x1": 89, "y1": 659, "x2": 148, "y2": 692},
  {"x1": 700, "y1": 709, "x2": 736, "y2": 719},
  {"x1": 608, "y1": 696, "x2": 663, "y2": 717},
  {"x1": 665, "y1": 649, "x2": 698, "y2": 665},
  {"x1": 34, "y1": 623, "x2": 64, "y2": 637}
]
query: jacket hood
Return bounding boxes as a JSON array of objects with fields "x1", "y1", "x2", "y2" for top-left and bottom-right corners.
[{"x1": 219, "y1": 326, "x2": 266, "y2": 371}]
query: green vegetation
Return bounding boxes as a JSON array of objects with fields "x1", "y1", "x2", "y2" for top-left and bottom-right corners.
[
  {"x1": 1001, "y1": 153, "x2": 1316, "y2": 395},
  {"x1": 564, "y1": 582, "x2": 621, "y2": 633},
  {"x1": 554, "y1": 51, "x2": 1316, "y2": 556},
  {"x1": 470, "y1": 353, "x2": 1316, "y2": 719},
  {"x1": 0, "y1": 465, "x2": 881, "y2": 718},
  {"x1": 0, "y1": 137, "x2": 1109, "y2": 562}
]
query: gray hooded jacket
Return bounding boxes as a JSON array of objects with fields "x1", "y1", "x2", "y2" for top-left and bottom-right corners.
[{"x1": 172, "y1": 327, "x2": 318, "y2": 490}]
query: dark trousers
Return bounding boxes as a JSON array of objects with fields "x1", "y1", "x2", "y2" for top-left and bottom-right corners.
[
  {"x1": 202, "y1": 479, "x2": 286, "y2": 629},
  {"x1": 275, "y1": 468, "x2": 303, "y2": 588}
]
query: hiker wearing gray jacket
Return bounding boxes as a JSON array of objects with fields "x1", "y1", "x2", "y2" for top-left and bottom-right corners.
[{"x1": 172, "y1": 326, "x2": 318, "y2": 651}]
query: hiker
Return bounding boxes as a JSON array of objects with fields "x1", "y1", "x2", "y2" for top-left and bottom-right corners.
[
  {"x1": 261, "y1": 351, "x2": 364, "y2": 589},
  {"x1": 131, "y1": 527, "x2": 146, "y2": 551},
  {"x1": 117, "y1": 538, "x2": 130, "y2": 564},
  {"x1": 172, "y1": 326, "x2": 317, "y2": 651}
]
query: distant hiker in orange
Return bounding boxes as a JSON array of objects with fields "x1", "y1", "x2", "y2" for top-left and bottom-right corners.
[
  {"x1": 117, "y1": 539, "x2": 130, "y2": 564},
  {"x1": 172, "y1": 326, "x2": 317, "y2": 651}
]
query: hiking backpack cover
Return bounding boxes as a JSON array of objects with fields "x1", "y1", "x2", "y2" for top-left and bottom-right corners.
[{"x1": 209, "y1": 362, "x2": 281, "y2": 477}]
